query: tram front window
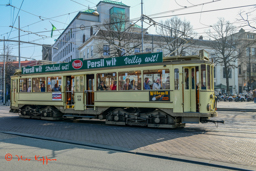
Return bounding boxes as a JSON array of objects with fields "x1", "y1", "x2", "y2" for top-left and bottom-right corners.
[{"x1": 201, "y1": 64, "x2": 206, "y2": 89}]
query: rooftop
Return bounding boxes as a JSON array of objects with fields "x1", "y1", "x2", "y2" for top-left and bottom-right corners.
[
  {"x1": 83, "y1": 9, "x2": 95, "y2": 14},
  {"x1": 97, "y1": 0, "x2": 129, "y2": 7}
]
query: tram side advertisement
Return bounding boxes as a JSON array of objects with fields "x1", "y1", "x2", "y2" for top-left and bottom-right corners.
[
  {"x1": 52, "y1": 92, "x2": 62, "y2": 101},
  {"x1": 149, "y1": 91, "x2": 170, "y2": 101},
  {"x1": 22, "y1": 52, "x2": 163, "y2": 74}
]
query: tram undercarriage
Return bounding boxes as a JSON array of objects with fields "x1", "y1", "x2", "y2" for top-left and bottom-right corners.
[{"x1": 16, "y1": 105, "x2": 219, "y2": 128}]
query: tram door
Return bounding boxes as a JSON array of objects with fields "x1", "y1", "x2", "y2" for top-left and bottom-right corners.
[
  {"x1": 66, "y1": 76, "x2": 74, "y2": 108},
  {"x1": 183, "y1": 67, "x2": 197, "y2": 112},
  {"x1": 74, "y1": 75, "x2": 84, "y2": 110},
  {"x1": 86, "y1": 74, "x2": 94, "y2": 107}
]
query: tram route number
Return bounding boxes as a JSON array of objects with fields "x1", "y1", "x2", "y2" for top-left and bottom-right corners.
[
  {"x1": 77, "y1": 95, "x2": 81, "y2": 101},
  {"x1": 149, "y1": 91, "x2": 170, "y2": 101}
]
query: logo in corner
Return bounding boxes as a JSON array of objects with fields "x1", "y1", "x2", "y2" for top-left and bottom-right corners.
[{"x1": 72, "y1": 60, "x2": 83, "y2": 69}]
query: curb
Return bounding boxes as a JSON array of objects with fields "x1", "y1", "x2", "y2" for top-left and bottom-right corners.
[
  {"x1": 217, "y1": 108, "x2": 256, "y2": 112},
  {"x1": 0, "y1": 131, "x2": 254, "y2": 171}
]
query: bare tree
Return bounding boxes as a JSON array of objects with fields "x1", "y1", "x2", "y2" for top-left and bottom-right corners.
[
  {"x1": 95, "y1": 13, "x2": 142, "y2": 57},
  {"x1": 0, "y1": 46, "x2": 16, "y2": 100},
  {"x1": 155, "y1": 17, "x2": 197, "y2": 56},
  {"x1": 239, "y1": 8, "x2": 256, "y2": 30},
  {"x1": 207, "y1": 18, "x2": 244, "y2": 94}
]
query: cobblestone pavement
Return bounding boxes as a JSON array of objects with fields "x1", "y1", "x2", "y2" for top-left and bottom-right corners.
[{"x1": 0, "y1": 106, "x2": 256, "y2": 167}]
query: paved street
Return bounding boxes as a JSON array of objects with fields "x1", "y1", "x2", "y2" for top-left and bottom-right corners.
[
  {"x1": 1, "y1": 133, "x2": 246, "y2": 171},
  {"x1": 217, "y1": 101, "x2": 256, "y2": 110},
  {"x1": 0, "y1": 105, "x2": 256, "y2": 169}
]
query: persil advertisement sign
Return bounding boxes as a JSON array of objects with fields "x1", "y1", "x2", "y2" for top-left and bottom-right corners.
[{"x1": 72, "y1": 59, "x2": 83, "y2": 69}]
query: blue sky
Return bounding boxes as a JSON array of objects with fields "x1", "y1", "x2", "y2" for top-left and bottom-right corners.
[{"x1": 0, "y1": 0, "x2": 255, "y2": 61}]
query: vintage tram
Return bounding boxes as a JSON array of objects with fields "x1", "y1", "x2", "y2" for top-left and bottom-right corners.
[{"x1": 10, "y1": 50, "x2": 218, "y2": 128}]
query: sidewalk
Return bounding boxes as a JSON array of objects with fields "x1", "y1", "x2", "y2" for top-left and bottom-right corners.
[{"x1": 217, "y1": 101, "x2": 256, "y2": 111}]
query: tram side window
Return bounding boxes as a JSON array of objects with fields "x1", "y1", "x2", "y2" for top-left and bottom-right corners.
[
  {"x1": 119, "y1": 71, "x2": 141, "y2": 90},
  {"x1": 143, "y1": 69, "x2": 170, "y2": 90},
  {"x1": 19, "y1": 78, "x2": 27, "y2": 92},
  {"x1": 27, "y1": 78, "x2": 32, "y2": 92},
  {"x1": 47, "y1": 76, "x2": 62, "y2": 92},
  {"x1": 97, "y1": 72, "x2": 117, "y2": 91},
  {"x1": 201, "y1": 64, "x2": 206, "y2": 89},
  {"x1": 32, "y1": 77, "x2": 46, "y2": 92},
  {"x1": 174, "y1": 69, "x2": 179, "y2": 90},
  {"x1": 207, "y1": 65, "x2": 210, "y2": 89}
]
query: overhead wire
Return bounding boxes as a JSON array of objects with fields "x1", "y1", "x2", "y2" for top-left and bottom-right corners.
[
  {"x1": 7, "y1": 0, "x2": 25, "y2": 39},
  {"x1": 149, "y1": 4, "x2": 256, "y2": 19}
]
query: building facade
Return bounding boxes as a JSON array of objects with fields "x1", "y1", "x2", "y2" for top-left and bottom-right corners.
[
  {"x1": 42, "y1": 44, "x2": 52, "y2": 61},
  {"x1": 52, "y1": 0, "x2": 130, "y2": 63}
]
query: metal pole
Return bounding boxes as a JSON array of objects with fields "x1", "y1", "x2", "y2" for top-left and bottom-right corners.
[
  {"x1": 141, "y1": 0, "x2": 144, "y2": 53},
  {"x1": 152, "y1": 34, "x2": 153, "y2": 52},
  {"x1": 18, "y1": 16, "x2": 21, "y2": 69},
  {"x1": 3, "y1": 36, "x2": 6, "y2": 104}
]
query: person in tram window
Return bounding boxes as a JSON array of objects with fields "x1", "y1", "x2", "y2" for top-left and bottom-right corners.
[
  {"x1": 131, "y1": 80, "x2": 136, "y2": 90},
  {"x1": 41, "y1": 83, "x2": 45, "y2": 92},
  {"x1": 27, "y1": 85, "x2": 31, "y2": 92},
  {"x1": 53, "y1": 83, "x2": 60, "y2": 91},
  {"x1": 123, "y1": 78, "x2": 132, "y2": 90},
  {"x1": 98, "y1": 81, "x2": 107, "y2": 91},
  {"x1": 110, "y1": 81, "x2": 117, "y2": 90},
  {"x1": 144, "y1": 77, "x2": 151, "y2": 90},
  {"x1": 163, "y1": 76, "x2": 170, "y2": 89},
  {"x1": 22, "y1": 84, "x2": 27, "y2": 92},
  {"x1": 137, "y1": 78, "x2": 141, "y2": 90},
  {"x1": 153, "y1": 78, "x2": 161, "y2": 90}
]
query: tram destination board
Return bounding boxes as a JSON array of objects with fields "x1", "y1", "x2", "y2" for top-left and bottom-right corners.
[
  {"x1": 149, "y1": 91, "x2": 170, "y2": 101},
  {"x1": 22, "y1": 52, "x2": 163, "y2": 74}
]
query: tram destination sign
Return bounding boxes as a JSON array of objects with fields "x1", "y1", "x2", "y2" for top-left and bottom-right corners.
[{"x1": 22, "y1": 52, "x2": 163, "y2": 74}]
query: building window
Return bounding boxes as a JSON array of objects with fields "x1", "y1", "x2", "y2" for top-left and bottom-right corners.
[
  {"x1": 110, "y1": 7, "x2": 125, "y2": 31},
  {"x1": 91, "y1": 46, "x2": 93, "y2": 57},
  {"x1": 246, "y1": 47, "x2": 250, "y2": 57},
  {"x1": 121, "y1": 48, "x2": 125, "y2": 56},
  {"x1": 134, "y1": 48, "x2": 140, "y2": 53},
  {"x1": 223, "y1": 67, "x2": 232, "y2": 78},
  {"x1": 87, "y1": 49, "x2": 89, "y2": 58},
  {"x1": 157, "y1": 49, "x2": 162, "y2": 52},
  {"x1": 83, "y1": 51, "x2": 86, "y2": 59},
  {"x1": 247, "y1": 34, "x2": 254, "y2": 39},
  {"x1": 146, "y1": 48, "x2": 151, "y2": 52},
  {"x1": 103, "y1": 45, "x2": 110, "y2": 56},
  {"x1": 83, "y1": 34, "x2": 85, "y2": 43},
  {"x1": 71, "y1": 43, "x2": 72, "y2": 52},
  {"x1": 239, "y1": 65, "x2": 241, "y2": 75},
  {"x1": 252, "y1": 48, "x2": 256, "y2": 56},
  {"x1": 90, "y1": 26, "x2": 93, "y2": 36}
]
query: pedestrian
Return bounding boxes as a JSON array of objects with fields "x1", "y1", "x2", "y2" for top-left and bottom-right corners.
[{"x1": 253, "y1": 89, "x2": 256, "y2": 103}]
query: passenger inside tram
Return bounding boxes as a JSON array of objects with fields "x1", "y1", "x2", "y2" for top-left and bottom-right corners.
[
  {"x1": 153, "y1": 78, "x2": 161, "y2": 90},
  {"x1": 123, "y1": 78, "x2": 132, "y2": 90},
  {"x1": 98, "y1": 81, "x2": 107, "y2": 90},
  {"x1": 144, "y1": 77, "x2": 151, "y2": 90},
  {"x1": 41, "y1": 83, "x2": 45, "y2": 92}
]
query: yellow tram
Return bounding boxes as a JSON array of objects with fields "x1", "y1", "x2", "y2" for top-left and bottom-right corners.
[{"x1": 10, "y1": 50, "x2": 218, "y2": 128}]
